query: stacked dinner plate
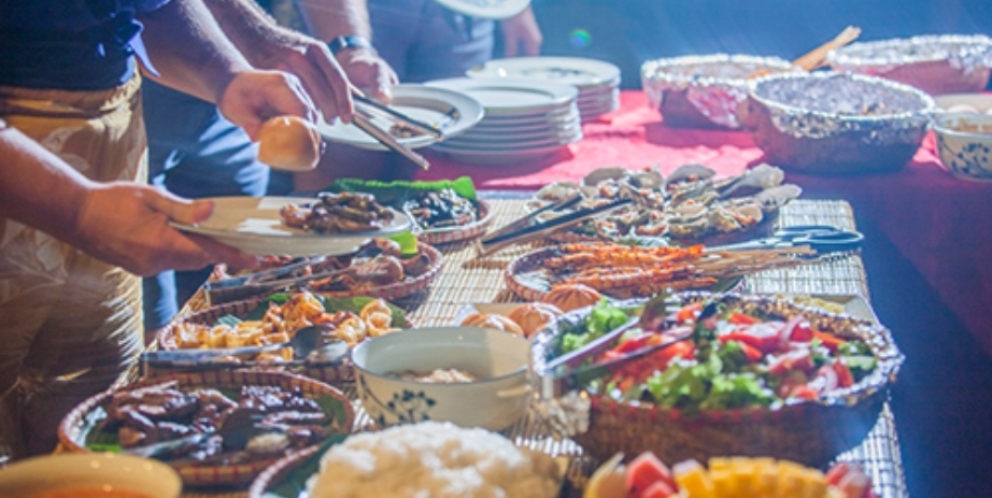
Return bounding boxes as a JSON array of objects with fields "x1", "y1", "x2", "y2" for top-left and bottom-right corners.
[
  {"x1": 467, "y1": 57, "x2": 621, "y2": 121},
  {"x1": 425, "y1": 78, "x2": 582, "y2": 164}
]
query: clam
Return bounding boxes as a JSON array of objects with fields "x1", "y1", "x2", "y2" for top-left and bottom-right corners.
[
  {"x1": 664, "y1": 164, "x2": 716, "y2": 188},
  {"x1": 717, "y1": 163, "x2": 786, "y2": 199},
  {"x1": 583, "y1": 166, "x2": 629, "y2": 186},
  {"x1": 630, "y1": 167, "x2": 665, "y2": 190},
  {"x1": 753, "y1": 184, "x2": 803, "y2": 212},
  {"x1": 536, "y1": 181, "x2": 580, "y2": 202}
]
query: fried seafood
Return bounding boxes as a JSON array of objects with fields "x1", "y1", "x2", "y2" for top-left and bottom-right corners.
[
  {"x1": 538, "y1": 243, "x2": 815, "y2": 299},
  {"x1": 403, "y1": 188, "x2": 479, "y2": 230},
  {"x1": 173, "y1": 292, "x2": 397, "y2": 359},
  {"x1": 280, "y1": 192, "x2": 394, "y2": 233},
  {"x1": 305, "y1": 238, "x2": 435, "y2": 294}
]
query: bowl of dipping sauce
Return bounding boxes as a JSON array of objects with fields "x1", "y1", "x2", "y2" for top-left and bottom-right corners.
[
  {"x1": 934, "y1": 113, "x2": 992, "y2": 182},
  {"x1": 0, "y1": 453, "x2": 181, "y2": 498},
  {"x1": 352, "y1": 326, "x2": 531, "y2": 431}
]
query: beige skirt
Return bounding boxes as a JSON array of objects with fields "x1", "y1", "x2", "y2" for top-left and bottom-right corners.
[{"x1": 0, "y1": 75, "x2": 146, "y2": 460}]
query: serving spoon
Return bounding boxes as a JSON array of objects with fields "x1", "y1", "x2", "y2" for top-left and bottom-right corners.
[{"x1": 749, "y1": 25, "x2": 862, "y2": 78}]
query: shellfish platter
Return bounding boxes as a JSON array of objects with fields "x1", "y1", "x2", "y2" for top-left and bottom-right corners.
[{"x1": 527, "y1": 163, "x2": 802, "y2": 246}]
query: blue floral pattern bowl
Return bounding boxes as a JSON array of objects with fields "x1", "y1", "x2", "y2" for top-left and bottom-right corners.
[
  {"x1": 935, "y1": 113, "x2": 992, "y2": 182},
  {"x1": 352, "y1": 327, "x2": 531, "y2": 431}
]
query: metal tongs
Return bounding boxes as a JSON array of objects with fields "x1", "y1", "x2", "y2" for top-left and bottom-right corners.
[
  {"x1": 534, "y1": 300, "x2": 716, "y2": 399},
  {"x1": 477, "y1": 195, "x2": 633, "y2": 256},
  {"x1": 351, "y1": 93, "x2": 443, "y2": 170}
]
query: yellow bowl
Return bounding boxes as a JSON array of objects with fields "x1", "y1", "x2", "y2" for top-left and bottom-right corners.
[{"x1": 0, "y1": 453, "x2": 181, "y2": 498}]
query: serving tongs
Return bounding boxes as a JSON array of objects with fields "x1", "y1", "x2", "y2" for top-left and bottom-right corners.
[
  {"x1": 352, "y1": 113, "x2": 432, "y2": 170},
  {"x1": 534, "y1": 299, "x2": 716, "y2": 399},
  {"x1": 476, "y1": 196, "x2": 632, "y2": 256},
  {"x1": 353, "y1": 93, "x2": 444, "y2": 140}
]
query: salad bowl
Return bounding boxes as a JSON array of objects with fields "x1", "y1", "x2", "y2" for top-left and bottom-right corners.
[{"x1": 530, "y1": 293, "x2": 903, "y2": 466}]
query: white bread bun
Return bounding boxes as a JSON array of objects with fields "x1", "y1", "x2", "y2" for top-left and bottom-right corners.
[
  {"x1": 507, "y1": 302, "x2": 562, "y2": 338},
  {"x1": 460, "y1": 313, "x2": 524, "y2": 336},
  {"x1": 257, "y1": 116, "x2": 321, "y2": 171}
]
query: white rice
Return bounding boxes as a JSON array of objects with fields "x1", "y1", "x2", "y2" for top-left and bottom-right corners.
[{"x1": 306, "y1": 422, "x2": 561, "y2": 498}]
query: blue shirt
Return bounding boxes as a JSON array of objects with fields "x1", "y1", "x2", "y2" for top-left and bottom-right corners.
[{"x1": 0, "y1": 0, "x2": 169, "y2": 90}]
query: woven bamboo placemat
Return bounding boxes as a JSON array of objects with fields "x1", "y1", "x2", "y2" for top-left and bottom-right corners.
[{"x1": 164, "y1": 198, "x2": 905, "y2": 498}]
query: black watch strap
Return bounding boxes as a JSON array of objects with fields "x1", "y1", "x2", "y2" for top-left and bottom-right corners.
[{"x1": 327, "y1": 36, "x2": 373, "y2": 55}]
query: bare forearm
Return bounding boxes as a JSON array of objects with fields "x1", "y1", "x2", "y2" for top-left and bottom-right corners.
[
  {"x1": 203, "y1": 0, "x2": 306, "y2": 65},
  {"x1": 0, "y1": 125, "x2": 93, "y2": 244},
  {"x1": 139, "y1": 0, "x2": 253, "y2": 103},
  {"x1": 297, "y1": 0, "x2": 371, "y2": 41}
]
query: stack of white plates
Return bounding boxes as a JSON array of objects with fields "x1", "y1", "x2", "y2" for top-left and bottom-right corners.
[
  {"x1": 467, "y1": 57, "x2": 621, "y2": 121},
  {"x1": 425, "y1": 78, "x2": 582, "y2": 164}
]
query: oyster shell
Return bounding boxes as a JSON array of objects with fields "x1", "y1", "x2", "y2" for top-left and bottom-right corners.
[
  {"x1": 665, "y1": 164, "x2": 716, "y2": 188},
  {"x1": 583, "y1": 166, "x2": 629, "y2": 186},
  {"x1": 537, "y1": 181, "x2": 580, "y2": 202},
  {"x1": 753, "y1": 184, "x2": 803, "y2": 212},
  {"x1": 630, "y1": 167, "x2": 664, "y2": 190}
]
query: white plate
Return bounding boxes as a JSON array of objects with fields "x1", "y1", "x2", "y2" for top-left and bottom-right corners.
[
  {"x1": 461, "y1": 120, "x2": 581, "y2": 137},
  {"x1": 467, "y1": 57, "x2": 622, "y2": 89},
  {"x1": 435, "y1": 131, "x2": 581, "y2": 152},
  {"x1": 317, "y1": 85, "x2": 484, "y2": 151},
  {"x1": 432, "y1": 144, "x2": 568, "y2": 165},
  {"x1": 433, "y1": 0, "x2": 530, "y2": 19},
  {"x1": 446, "y1": 126, "x2": 581, "y2": 145},
  {"x1": 426, "y1": 78, "x2": 578, "y2": 116},
  {"x1": 173, "y1": 197, "x2": 412, "y2": 256}
]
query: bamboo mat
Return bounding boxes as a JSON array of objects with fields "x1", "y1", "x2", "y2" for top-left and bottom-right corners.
[{"x1": 162, "y1": 197, "x2": 905, "y2": 498}]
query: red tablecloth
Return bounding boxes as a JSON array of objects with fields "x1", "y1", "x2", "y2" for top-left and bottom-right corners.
[{"x1": 418, "y1": 91, "x2": 992, "y2": 355}]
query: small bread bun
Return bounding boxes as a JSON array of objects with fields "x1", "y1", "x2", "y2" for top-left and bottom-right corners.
[
  {"x1": 257, "y1": 116, "x2": 321, "y2": 171},
  {"x1": 508, "y1": 302, "x2": 562, "y2": 338},
  {"x1": 460, "y1": 313, "x2": 524, "y2": 336}
]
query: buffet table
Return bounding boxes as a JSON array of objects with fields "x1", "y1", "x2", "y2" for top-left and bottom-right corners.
[
  {"x1": 144, "y1": 197, "x2": 907, "y2": 498},
  {"x1": 420, "y1": 92, "x2": 992, "y2": 356}
]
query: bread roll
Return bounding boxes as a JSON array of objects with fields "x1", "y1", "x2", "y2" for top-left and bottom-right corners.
[
  {"x1": 541, "y1": 284, "x2": 602, "y2": 313},
  {"x1": 257, "y1": 116, "x2": 322, "y2": 171},
  {"x1": 507, "y1": 303, "x2": 562, "y2": 338},
  {"x1": 460, "y1": 313, "x2": 524, "y2": 336}
]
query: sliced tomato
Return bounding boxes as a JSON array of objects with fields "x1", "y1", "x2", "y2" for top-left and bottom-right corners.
[
  {"x1": 767, "y1": 348, "x2": 815, "y2": 376},
  {"x1": 614, "y1": 334, "x2": 659, "y2": 354},
  {"x1": 719, "y1": 322, "x2": 783, "y2": 353},
  {"x1": 789, "y1": 319, "x2": 814, "y2": 342},
  {"x1": 812, "y1": 364, "x2": 840, "y2": 392},
  {"x1": 727, "y1": 312, "x2": 760, "y2": 325},
  {"x1": 788, "y1": 385, "x2": 821, "y2": 400},
  {"x1": 813, "y1": 330, "x2": 847, "y2": 353},
  {"x1": 652, "y1": 340, "x2": 696, "y2": 369},
  {"x1": 738, "y1": 341, "x2": 764, "y2": 362},
  {"x1": 676, "y1": 302, "x2": 703, "y2": 324},
  {"x1": 833, "y1": 360, "x2": 855, "y2": 388}
]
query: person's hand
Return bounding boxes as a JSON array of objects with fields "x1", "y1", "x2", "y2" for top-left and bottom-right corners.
[
  {"x1": 73, "y1": 182, "x2": 258, "y2": 277},
  {"x1": 500, "y1": 6, "x2": 543, "y2": 57},
  {"x1": 217, "y1": 69, "x2": 318, "y2": 141},
  {"x1": 267, "y1": 38, "x2": 357, "y2": 123},
  {"x1": 336, "y1": 47, "x2": 399, "y2": 103}
]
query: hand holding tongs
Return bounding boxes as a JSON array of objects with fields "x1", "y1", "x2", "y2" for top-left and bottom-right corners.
[{"x1": 477, "y1": 195, "x2": 633, "y2": 256}]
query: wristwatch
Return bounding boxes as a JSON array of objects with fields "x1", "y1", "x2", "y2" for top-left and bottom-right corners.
[{"x1": 327, "y1": 36, "x2": 374, "y2": 56}]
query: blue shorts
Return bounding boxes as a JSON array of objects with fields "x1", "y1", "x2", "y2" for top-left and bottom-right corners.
[
  {"x1": 141, "y1": 80, "x2": 269, "y2": 330},
  {"x1": 367, "y1": 0, "x2": 495, "y2": 82}
]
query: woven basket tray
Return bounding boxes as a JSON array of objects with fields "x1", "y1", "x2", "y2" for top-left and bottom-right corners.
[
  {"x1": 534, "y1": 292, "x2": 904, "y2": 467},
  {"x1": 58, "y1": 370, "x2": 354, "y2": 488},
  {"x1": 415, "y1": 199, "x2": 494, "y2": 246}
]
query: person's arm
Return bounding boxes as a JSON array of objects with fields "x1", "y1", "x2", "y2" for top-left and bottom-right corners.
[
  {"x1": 139, "y1": 0, "x2": 316, "y2": 139},
  {"x1": 500, "y1": 5, "x2": 543, "y2": 57},
  {"x1": 200, "y1": 0, "x2": 360, "y2": 119},
  {"x1": 0, "y1": 123, "x2": 256, "y2": 276},
  {"x1": 295, "y1": 0, "x2": 398, "y2": 100}
]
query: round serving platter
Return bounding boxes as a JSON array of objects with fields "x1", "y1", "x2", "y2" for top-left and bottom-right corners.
[
  {"x1": 172, "y1": 196, "x2": 412, "y2": 257},
  {"x1": 317, "y1": 84, "x2": 484, "y2": 151}
]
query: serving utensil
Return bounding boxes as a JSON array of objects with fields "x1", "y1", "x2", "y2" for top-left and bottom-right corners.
[
  {"x1": 476, "y1": 198, "x2": 632, "y2": 257},
  {"x1": 353, "y1": 93, "x2": 445, "y2": 140},
  {"x1": 142, "y1": 325, "x2": 326, "y2": 365},
  {"x1": 749, "y1": 26, "x2": 862, "y2": 78},
  {"x1": 352, "y1": 112, "x2": 431, "y2": 170}
]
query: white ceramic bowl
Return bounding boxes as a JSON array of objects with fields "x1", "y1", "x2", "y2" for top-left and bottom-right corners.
[
  {"x1": 934, "y1": 93, "x2": 992, "y2": 114},
  {"x1": 352, "y1": 326, "x2": 531, "y2": 431},
  {"x1": 0, "y1": 453, "x2": 182, "y2": 498},
  {"x1": 934, "y1": 113, "x2": 992, "y2": 182}
]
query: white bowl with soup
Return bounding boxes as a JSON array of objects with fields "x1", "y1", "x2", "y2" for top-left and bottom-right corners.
[
  {"x1": 0, "y1": 453, "x2": 182, "y2": 498},
  {"x1": 352, "y1": 326, "x2": 531, "y2": 431}
]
